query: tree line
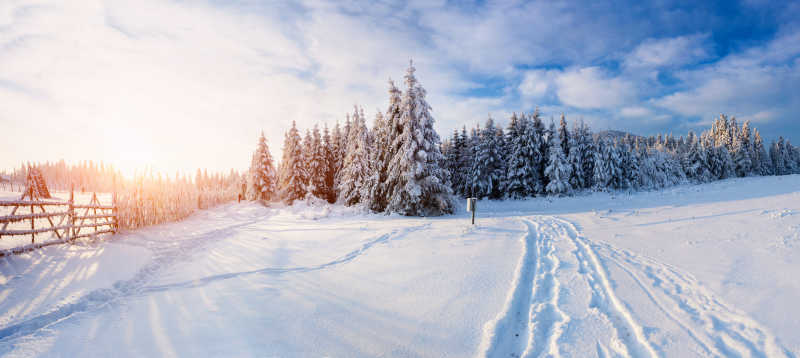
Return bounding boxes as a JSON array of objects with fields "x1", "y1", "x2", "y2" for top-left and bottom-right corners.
[
  {"x1": 444, "y1": 112, "x2": 799, "y2": 199},
  {"x1": 247, "y1": 65, "x2": 799, "y2": 215}
]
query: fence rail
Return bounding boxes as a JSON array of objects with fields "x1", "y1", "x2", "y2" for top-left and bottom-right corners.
[{"x1": 0, "y1": 186, "x2": 118, "y2": 257}]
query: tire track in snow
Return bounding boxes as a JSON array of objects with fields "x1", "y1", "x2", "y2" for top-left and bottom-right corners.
[
  {"x1": 481, "y1": 218, "x2": 569, "y2": 358},
  {"x1": 590, "y1": 235, "x2": 795, "y2": 358},
  {"x1": 555, "y1": 217, "x2": 659, "y2": 358}
]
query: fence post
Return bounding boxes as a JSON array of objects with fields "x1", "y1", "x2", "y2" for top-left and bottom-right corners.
[
  {"x1": 93, "y1": 192, "x2": 98, "y2": 237},
  {"x1": 112, "y1": 187, "x2": 117, "y2": 234},
  {"x1": 69, "y1": 184, "x2": 75, "y2": 241},
  {"x1": 29, "y1": 186, "x2": 35, "y2": 244}
]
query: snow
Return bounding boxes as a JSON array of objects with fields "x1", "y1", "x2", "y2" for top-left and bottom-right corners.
[{"x1": 2, "y1": 175, "x2": 800, "y2": 357}]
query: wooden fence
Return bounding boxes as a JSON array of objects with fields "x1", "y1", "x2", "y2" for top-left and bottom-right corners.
[{"x1": 0, "y1": 186, "x2": 117, "y2": 256}]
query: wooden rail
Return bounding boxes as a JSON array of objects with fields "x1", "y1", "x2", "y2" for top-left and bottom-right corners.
[{"x1": 0, "y1": 185, "x2": 118, "y2": 256}]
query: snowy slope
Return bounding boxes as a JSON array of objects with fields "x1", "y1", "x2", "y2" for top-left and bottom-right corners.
[{"x1": 1, "y1": 175, "x2": 799, "y2": 357}]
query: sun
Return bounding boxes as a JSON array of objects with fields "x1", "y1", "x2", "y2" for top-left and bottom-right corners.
[{"x1": 103, "y1": 128, "x2": 158, "y2": 180}]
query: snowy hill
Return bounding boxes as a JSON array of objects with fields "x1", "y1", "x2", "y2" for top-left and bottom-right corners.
[{"x1": 1, "y1": 175, "x2": 799, "y2": 357}]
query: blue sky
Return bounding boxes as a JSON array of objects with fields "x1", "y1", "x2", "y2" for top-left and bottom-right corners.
[{"x1": 1, "y1": 0, "x2": 799, "y2": 175}]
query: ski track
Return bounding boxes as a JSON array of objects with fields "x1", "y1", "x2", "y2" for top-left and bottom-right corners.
[
  {"x1": 588, "y1": 234, "x2": 795, "y2": 358},
  {"x1": 482, "y1": 218, "x2": 571, "y2": 358},
  {"x1": 0, "y1": 218, "x2": 425, "y2": 345},
  {"x1": 556, "y1": 217, "x2": 658, "y2": 358},
  {"x1": 481, "y1": 219, "x2": 539, "y2": 358},
  {"x1": 521, "y1": 219, "x2": 570, "y2": 358}
]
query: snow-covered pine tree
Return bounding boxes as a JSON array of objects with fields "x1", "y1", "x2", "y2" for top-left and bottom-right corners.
[
  {"x1": 302, "y1": 129, "x2": 316, "y2": 196},
  {"x1": 470, "y1": 117, "x2": 506, "y2": 199},
  {"x1": 321, "y1": 124, "x2": 336, "y2": 203},
  {"x1": 245, "y1": 132, "x2": 277, "y2": 201},
  {"x1": 682, "y1": 132, "x2": 712, "y2": 182},
  {"x1": 577, "y1": 121, "x2": 595, "y2": 189},
  {"x1": 334, "y1": 115, "x2": 353, "y2": 192},
  {"x1": 620, "y1": 136, "x2": 640, "y2": 190},
  {"x1": 529, "y1": 109, "x2": 547, "y2": 195},
  {"x1": 329, "y1": 122, "x2": 345, "y2": 200},
  {"x1": 384, "y1": 61, "x2": 454, "y2": 216},
  {"x1": 769, "y1": 140, "x2": 780, "y2": 175},
  {"x1": 558, "y1": 114, "x2": 570, "y2": 158},
  {"x1": 567, "y1": 120, "x2": 594, "y2": 190},
  {"x1": 505, "y1": 113, "x2": 539, "y2": 198},
  {"x1": 465, "y1": 124, "x2": 480, "y2": 197},
  {"x1": 445, "y1": 128, "x2": 463, "y2": 196},
  {"x1": 541, "y1": 119, "x2": 557, "y2": 191},
  {"x1": 782, "y1": 139, "x2": 796, "y2": 174},
  {"x1": 306, "y1": 125, "x2": 328, "y2": 200},
  {"x1": 752, "y1": 129, "x2": 769, "y2": 175},
  {"x1": 636, "y1": 140, "x2": 658, "y2": 189},
  {"x1": 494, "y1": 125, "x2": 508, "y2": 199},
  {"x1": 545, "y1": 125, "x2": 573, "y2": 196},
  {"x1": 788, "y1": 141, "x2": 800, "y2": 174},
  {"x1": 338, "y1": 107, "x2": 371, "y2": 206},
  {"x1": 732, "y1": 121, "x2": 753, "y2": 177},
  {"x1": 278, "y1": 121, "x2": 308, "y2": 204},
  {"x1": 456, "y1": 126, "x2": 471, "y2": 195},
  {"x1": 709, "y1": 142, "x2": 735, "y2": 180},
  {"x1": 364, "y1": 111, "x2": 388, "y2": 212}
]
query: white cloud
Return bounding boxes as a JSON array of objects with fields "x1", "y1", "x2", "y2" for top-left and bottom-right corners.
[
  {"x1": 619, "y1": 106, "x2": 653, "y2": 118},
  {"x1": 653, "y1": 30, "x2": 800, "y2": 124},
  {"x1": 518, "y1": 69, "x2": 557, "y2": 98},
  {"x1": 0, "y1": 0, "x2": 504, "y2": 174},
  {"x1": 554, "y1": 67, "x2": 635, "y2": 109},
  {"x1": 624, "y1": 34, "x2": 711, "y2": 69}
]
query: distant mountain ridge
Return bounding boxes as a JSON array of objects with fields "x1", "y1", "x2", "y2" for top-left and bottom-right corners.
[{"x1": 593, "y1": 130, "x2": 643, "y2": 141}]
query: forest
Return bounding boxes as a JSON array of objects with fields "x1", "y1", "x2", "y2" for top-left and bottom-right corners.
[{"x1": 246, "y1": 63, "x2": 800, "y2": 216}]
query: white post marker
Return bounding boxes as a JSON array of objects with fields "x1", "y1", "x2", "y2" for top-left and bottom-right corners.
[{"x1": 466, "y1": 197, "x2": 477, "y2": 225}]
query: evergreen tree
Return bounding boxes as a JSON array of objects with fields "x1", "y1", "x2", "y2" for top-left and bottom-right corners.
[
  {"x1": 245, "y1": 132, "x2": 277, "y2": 201},
  {"x1": 330, "y1": 121, "x2": 345, "y2": 199},
  {"x1": 505, "y1": 113, "x2": 539, "y2": 198},
  {"x1": 733, "y1": 121, "x2": 753, "y2": 176},
  {"x1": 545, "y1": 126, "x2": 573, "y2": 195},
  {"x1": 470, "y1": 117, "x2": 506, "y2": 199},
  {"x1": 783, "y1": 139, "x2": 796, "y2": 174},
  {"x1": 753, "y1": 129, "x2": 768, "y2": 175},
  {"x1": 338, "y1": 109, "x2": 371, "y2": 206},
  {"x1": 770, "y1": 139, "x2": 784, "y2": 175},
  {"x1": 530, "y1": 109, "x2": 547, "y2": 194},
  {"x1": 558, "y1": 114, "x2": 570, "y2": 157},
  {"x1": 683, "y1": 133, "x2": 712, "y2": 182},
  {"x1": 278, "y1": 121, "x2": 308, "y2": 204},
  {"x1": 567, "y1": 121, "x2": 594, "y2": 190},
  {"x1": 494, "y1": 125, "x2": 508, "y2": 199},
  {"x1": 321, "y1": 124, "x2": 336, "y2": 203},
  {"x1": 306, "y1": 125, "x2": 328, "y2": 200},
  {"x1": 365, "y1": 111, "x2": 389, "y2": 212},
  {"x1": 384, "y1": 61, "x2": 454, "y2": 216}
]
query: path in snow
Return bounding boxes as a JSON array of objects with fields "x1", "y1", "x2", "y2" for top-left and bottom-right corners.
[{"x1": 482, "y1": 216, "x2": 794, "y2": 358}]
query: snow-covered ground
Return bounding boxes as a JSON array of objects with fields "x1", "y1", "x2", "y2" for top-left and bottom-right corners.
[{"x1": 1, "y1": 175, "x2": 799, "y2": 357}]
